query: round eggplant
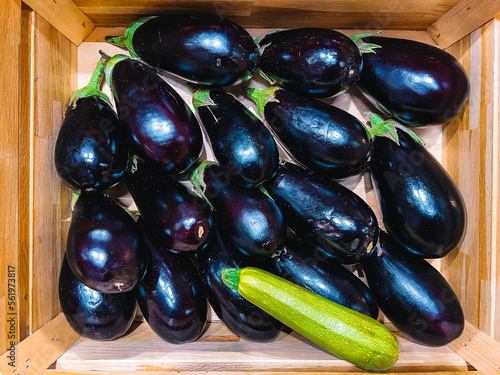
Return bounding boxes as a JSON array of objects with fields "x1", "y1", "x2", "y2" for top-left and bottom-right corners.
[
  {"x1": 244, "y1": 86, "x2": 371, "y2": 178},
  {"x1": 262, "y1": 161, "x2": 378, "y2": 264},
  {"x1": 192, "y1": 88, "x2": 279, "y2": 187},
  {"x1": 362, "y1": 231, "x2": 464, "y2": 346},
  {"x1": 257, "y1": 28, "x2": 362, "y2": 98},
  {"x1": 125, "y1": 156, "x2": 213, "y2": 254},
  {"x1": 59, "y1": 255, "x2": 136, "y2": 341},
  {"x1": 105, "y1": 14, "x2": 259, "y2": 86},
  {"x1": 66, "y1": 191, "x2": 147, "y2": 294},
  {"x1": 357, "y1": 36, "x2": 470, "y2": 126},
  {"x1": 197, "y1": 225, "x2": 283, "y2": 342},
  {"x1": 191, "y1": 161, "x2": 285, "y2": 257},
  {"x1": 103, "y1": 54, "x2": 203, "y2": 175}
]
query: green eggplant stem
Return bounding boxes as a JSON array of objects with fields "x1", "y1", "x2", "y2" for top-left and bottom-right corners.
[
  {"x1": 71, "y1": 190, "x2": 82, "y2": 210},
  {"x1": 105, "y1": 35, "x2": 127, "y2": 48},
  {"x1": 190, "y1": 160, "x2": 216, "y2": 196},
  {"x1": 241, "y1": 86, "x2": 279, "y2": 117},
  {"x1": 104, "y1": 16, "x2": 154, "y2": 58},
  {"x1": 69, "y1": 58, "x2": 109, "y2": 106},
  {"x1": 221, "y1": 268, "x2": 241, "y2": 290},
  {"x1": 350, "y1": 31, "x2": 383, "y2": 54},
  {"x1": 191, "y1": 87, "x2": 216, "y2": 111},
  {"x1": 365, "y1": 112, "x2": 425, "y2": 146}
]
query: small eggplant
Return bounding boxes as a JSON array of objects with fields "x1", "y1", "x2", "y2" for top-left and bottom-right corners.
[
  {"x1": 59, "y1": 255, "x2": 136, "y2": 341},
  {"x1": 106, "y1": 14, "x2": 259, "y2": 86},
  {"x1": 244, "y1": 86, "x2": 371, "y2": 178},
  {"x1": 256, "y1": 28, "x2": 364, "y2": 98},
  {"x1": 197, "y1": 224, "x2": 283, "y2": 342},
  {"x1": 125, "y1": 156, "x2": 213, "y2": 254},
  {"x1": 192, "y1": 87, "x2": 279, "y2": 187},
  {"x1": 103, "y1": 53, "x2": 203, "y2": 175},
  {"x1": 191, "y1": 161, "x2": 285, "y2": 257},
  {"x1": 369, "y1": 115, "x2": 466, "y2": 258},
  {"x1": 357, "y1": 36, "x2": 470, "y2": 126},
  {"x1": 272, "y1": 236, "x2": 379, "y2": 319},
  {"x1": 54, "y1": 58, "x2": 128, "y2": 191},
  {"x1": 262, "y1": 161, "x2": 378, "y2": 264},
  {"x1": 136, "y1": 219, "x2": 208, "y2": 344},
  {"x1": 362, "y1": 231, "x2": 464, "y2": 346},
  {"x1": 66, "y1": 191, "x2": 147, "y2": 294}
]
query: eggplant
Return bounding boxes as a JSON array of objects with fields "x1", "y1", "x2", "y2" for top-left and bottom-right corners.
[
  {"x1": 54, "y1": 58, "x2": 128, "y2": 191},
  {"x1": 272, "y1": 236, "x2": 379, "y2": 319},
  {"x1": 136, "y1": 218, "x2": 208, "y2": 344},
  {"x1": 103, "y1": 53, "x2": 203, "y2": 175},
  {"x1": 369, "y1": 119, "x2": 466, "y2": 258},
  {"x1": 125, "y1": 156, "x2": 213, "y2": 254},
  {"x1": 244, "y1": 86, "x2": 371, "y2": 178},
  {"x1": 66, "y1": 191, "x2": 147, "y2": 294},
  {"x1": 105, "y1": 14, "x2": 259, "y2": 86},
  {"x1": 59, "y1": 255, "x2": 136, "y2": 340},
  {"x1": 361, "y1": 231, "x2": 464, "y2": 346},
  {"x1": 191, "y1": 161, "x2": 285, "y2": 257},
  {"x1": 357, "y1": 36, "x2": 470, "y2": 126},
  {"x1": 257, "y1": 28, "x2": 362, "y2": 98},
  {"x1": 262, "y1": 161, "x2": 378, "y2": 264},
  {"x1": 192, "y1": 87, "x2": 279, "y2": 187},
  {"x1": 197, "y1": 224, "x2": 283, "y2": 342}
]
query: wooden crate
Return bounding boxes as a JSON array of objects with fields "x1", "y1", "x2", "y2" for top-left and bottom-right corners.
[{"x1": 1, "y1": 0, "x2": 500, "y2": 374}]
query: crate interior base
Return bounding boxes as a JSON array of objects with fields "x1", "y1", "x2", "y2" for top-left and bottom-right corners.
[{"x1": 51, "y1": 321, "x2": 472, "y2": 372}]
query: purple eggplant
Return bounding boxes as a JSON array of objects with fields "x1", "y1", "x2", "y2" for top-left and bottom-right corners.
[
  {"x1": 66, "y1": 191, "x2": 147, "y2": 294},
  {"x1": 191, "y1": 161, "x2": 285, "y2": 257},
  {"x1": 263, "y1": 161, "x2": 378, "y2": 264},
  {"x1": 362, "y1": 231, "x2": 464, "y2": 346},
  {"x1": 244, "y1": 86, "x2": 372, "y2": 178},
  {"x1": 369, "y1": 117, "x2": 466, "y2": 258},
  {"x1": 105, "y1": 14, "x2": 259, "y2": 87},
  {"x1": 125, "y1": 156, "x2": 213, "y2": 254},
  {"x1": 59, "y1": 255, "x2": 136, "y2": 340},
  {"x1": 257, "y1": 28, "x2": 362, "y2": 98},
  {"x1": 54, "y1": 58, "x2": 128, "y2": 191},
  {"x1": 103, "y1": 53, "x2": 203, "y2": 175},
  {"x1": 357, "y1": 36, "x2": 470, "y2": 126},
  {"x1": 192, "y1": 87, "x2": 279, "y2": 187}
]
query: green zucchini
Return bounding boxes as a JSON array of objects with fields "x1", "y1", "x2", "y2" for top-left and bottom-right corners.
[{"x1": 222, "y1": 267, "x2": 399, "y2": 371}]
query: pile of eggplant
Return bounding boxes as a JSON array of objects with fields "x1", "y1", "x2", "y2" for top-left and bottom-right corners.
[{"x1": 55, "y1": 12, "x2": 469, "y2": 361}]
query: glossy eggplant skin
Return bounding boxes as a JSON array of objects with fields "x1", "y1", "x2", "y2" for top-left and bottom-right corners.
[
  {"x1": 59, "y1": 255, "x2": 136, "y2": 341},
  {"x1": 135, "y1": 223, "x2": 208, "y2": 344},
  {"x1": 261, "y1": 87, "x2": 371, "y2": 178},
  {"x1": 107, "y1": 56, "x2": 203, "y2": 174},
  {"x1": 272, "y1": 236, "x2": 379, "y2": 319},
  {"x1": 370, "y1": 130, "x2": 466, "y2": 258},
  {"x1": 263, "y1": 162, "x2": 378, "y2": 264},
  {"x1": 128, "y1": 14, "x2": 259, "y2": 86},
  {"x1": 66, "y1": 192, "x2": 147, "y2": 294},
  {"x1": 54, "y1": 96, "x2": 129, "y2": 191},
  {"x1": 258, "y1": 28, "x2": 362, "y2": 98},
  {"x1": 192, "y1": 162, "x2": 285, "y2": 257},
  {"x1": 358, "y1": 36, "x2": 470, "y2": 126},
  {"x1": 125, "y1": 157, "x2": 213, "y2": 254},
  {"x1": 195, "y1": 89, "x2": 279, "y2": 187},
  {"x1": 197, "y1": 225, "x2": 283, "y2": 342},
  {"x1": 361, "y1": 231, "x2": 464, "y2": 346}
]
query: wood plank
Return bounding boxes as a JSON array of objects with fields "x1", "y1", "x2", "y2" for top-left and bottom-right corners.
[
  {"x1": 427, "y1": 0, "x2": 500, "y2": 48},
  {"x1": 44, "y1": 371, "x2": 475, "y2": 375},
  {"x1": 494, "y1": 16, "x2": 500, "y2": 344}
]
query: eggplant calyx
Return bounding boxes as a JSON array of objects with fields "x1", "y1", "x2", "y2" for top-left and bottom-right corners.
[
  {"x1": 365, "y1": 112, "x2": 425, "y2": 146},
  {"x1": 257, "y1": 68, "x2": 277, "y2": 87},
  {"x1": 124, "y1": 208, "x2": 140, "y2": 221},
  {"x1": 258, "y1": 184, "x2": 272, "y2": 198},
  {"x1": 221, "y1": 268, "x2": 241, "y2": 290},
  {"x1": 71, "y1": 190, "x2": 82, "y2": 210},
  {"x1": 69, "y1": 58, "x2": 109, "y2": 107},
  {"x1": 351, "y1": 31, "x2": 383, "y2": 54},
  {"x1": 255, "y1": 29, "x2": 279, "y2": 49},
  {"x1": 190, "y1": 160, "x2": 217, "y2": 198},
  {"x1": 105, "y1": 16, "x2": 155, "y2": 58},
  {"x1": 100, "y1": 52, "x2": 130, "y2": 89},
  {"x1": 241, "y1": 86, "x2": 280, "y2": 117},
  {"x1": 191, "y1": 87, "x2": 216, "y2": 112}
]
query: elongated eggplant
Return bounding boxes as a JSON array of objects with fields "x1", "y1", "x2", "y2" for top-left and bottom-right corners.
[
  {"x1": 54, "y1": 58, "x2": 128, "y2": 191},
  {"x1": 59, "y1": 255, "x2": 136, "y2": 340},
  {"x1": 263, "y1": 161, "x2": 378, "y2": 264},
  {"x1": 192, "y1": 87, "x2": 279, "y2": 187},
  {"x1": 357, "y1": 36, "x2": 470, "y2": 126},
  {"x1": 125, "y1": 156, "x2": 213, "y2": 253},
  {"x1": 105, "y1": 14, "x2": 259, "y2": 86},
  {"x1": 369, "y1": 117, "x2": 466, "y2": 258},
  {"x1": 136, "y1": 219, "x2": 208, "y2": 344},
  {"x1": 272, "y1": 236, "x2": 379, "y2": 319},
  {"x1": 362, "y1": 231, "x2": 464, "y2": 346},
  {"x1": 244, "y1": 86, "x2": 371, "y2": 178},
  {"x1": 197, "y1": 224, "x2": 283, "y2": 341},
  {"x1": 103, "y1": 53, "x2": 203, "y2": 174},
  {"x1": 257, "y1": 28, "x2": 363, "y2": 98},
  {"x1": 191, "y1": 161, "x2": 285, "y2": 257},
  {"x1": 66, "y1": 192, "x2": 147, "y2": 294}
]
